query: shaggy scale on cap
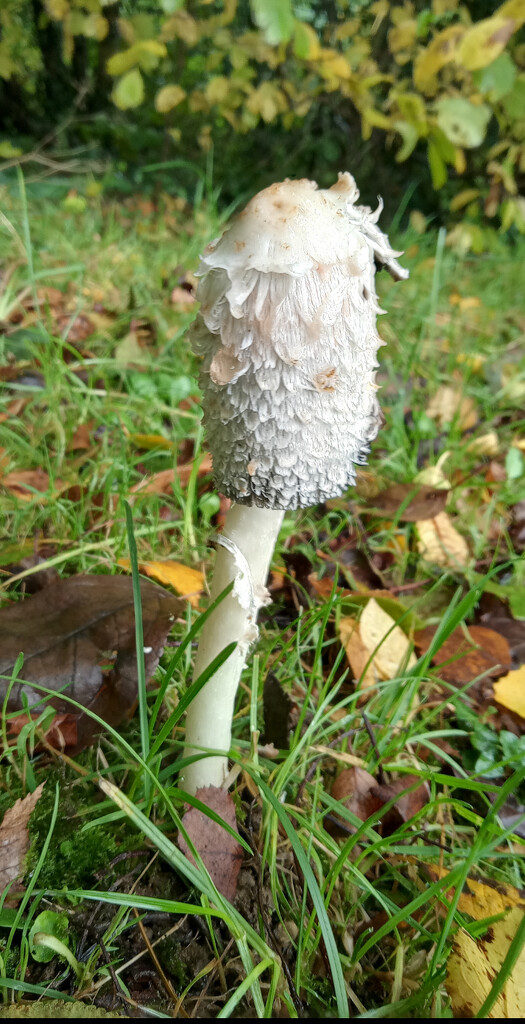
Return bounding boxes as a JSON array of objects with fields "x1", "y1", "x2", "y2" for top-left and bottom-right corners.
[{"x1": 192, "y1": 172, "x2": 408, "y2": 510}]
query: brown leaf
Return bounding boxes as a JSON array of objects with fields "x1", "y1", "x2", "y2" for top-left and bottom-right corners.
[
  {"x1": 338, "y1": 616, "x2": 376, "y2": 688},
  {"x1": 426, "y1": 385, "x2": 478, "y2": 430},
  {"x1": 178, "y1": 787, "x2": 243, "y2": 901},
  {"x1": 0, "y1": 784, "x2": 44, "y2": 898},
  {"x1": 0, "y1": 574, "x2": 181, "y2": 753},
  {"x1": 372, "y1": 483, "x2": 448, "y2": 522},
  {"x1": 331, "y1": 766, "x2": 384, "y2": 828},
  {"x1": 1, "y1": 468, "x2": 51, "y2": 500},
  {"x1": 67, "y1": 422, "x2": 96, "y2": 452},
  {"x1": 375, "y1": 775, "x2": 430, "y2": 827},
  {"x1": 415, "y1": 624, "x2": 512, "y2": 685},
  {"x1": 329, "y1": 769, "x2": 429, "y2": 836},
  {"x1": 480, "y1": 599, "x2": 525, "y2": 669}
]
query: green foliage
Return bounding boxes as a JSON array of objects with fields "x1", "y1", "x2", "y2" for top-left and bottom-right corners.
[{"x1": 2, "y1": 2, "x2": 525, "y2": 228}]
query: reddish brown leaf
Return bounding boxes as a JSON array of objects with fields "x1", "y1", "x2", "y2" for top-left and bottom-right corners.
[
  {"x1": 0, "y1": 574, "x2": 182, "y2": 753},
  {"x1": 415, "y1": 624, "x2": 512, "y2": 685},
  {"x1": 178, "y1": 787, "x2": 243, "y2": 901},
  {"x1": 372, "y1": 483, "x2": 449, "y2": 522},
  {"x1": 480, "y1": 598, "x2": 525, "y2": 669},
  {"x1": 1, "y1": 468, "x2": 51, "y2": 499},
  {"x1": 330, "y1": 766, "x2": 384, "y2": 831},
  {"x1": 67, "y1": 422, "x2": 96, "y2": 452},
  {"x1": 329, "y1": 768, "x2": 429, "y2": 836},
  {"x1": 375, "y1": 775, "x2": 430, "y2": 827},
  {"x1": 0, "y1": 784, "x2": 44, "y2": 899}
]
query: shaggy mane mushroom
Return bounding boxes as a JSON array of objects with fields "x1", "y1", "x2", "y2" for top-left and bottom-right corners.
[{"x1": 182, "y1": 172, "x2": 408, "y2": 795}]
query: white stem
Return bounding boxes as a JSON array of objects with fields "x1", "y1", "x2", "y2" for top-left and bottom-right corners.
[{"x1": 181, "y1": 504, "x2": 284, "y2": 794}]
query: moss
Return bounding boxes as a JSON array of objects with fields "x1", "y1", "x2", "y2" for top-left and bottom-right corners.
[{"x1": 27, "y1": 768, "x2": 139, "y2": 891}]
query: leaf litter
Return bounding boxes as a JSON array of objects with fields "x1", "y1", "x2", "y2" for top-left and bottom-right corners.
[{"x1": 0, "y1": 574, "x2": 181, "y2": 752}]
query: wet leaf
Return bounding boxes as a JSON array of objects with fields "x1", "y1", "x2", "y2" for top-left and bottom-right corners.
[
  {"x1": 0, "y1": 575, "x2": 181, "y2": 752},
  {"x1": 0, "y1": 784, "x2": 44, "y2": 896},
  {"x1": 415, "y1": 624, "x2": 511, "y2": 685},
  {"x1": 375, "y1": 775, "x2": 430, "y2": 828},
  {"x1": 131, "y1": 453, "x2": 213, "y2": 495},
  {"x1": 359, "y1": 598, "x2": 417, "y2": 679},
  {"x1": 493, "y1": 665, "x2": 525, "y2": 718},
  {"x1": 372, "y1": 482, "x2": 448, "y2": 522},
  {"x1": 329, "y1": 770, "x2": 429, "y2": 835},
  {"x1": 446, "y1": 907, "x2": 525, "y2": 1017},
  {"x1": 118, "y1": 557, "x2": 204, "y2": 608},
  {"x1": 262, "y1": 672, "x2": 292, "y2": 749},
  {"x1": 178, "y1": 787, "x2": 243, "y2": 901},
  {"x1": 416, "y1": 511, "x2": 470, "y2": 568}
]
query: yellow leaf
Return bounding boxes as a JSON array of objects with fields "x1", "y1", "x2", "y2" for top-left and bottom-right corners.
[
  {"x1": 459, "y1": 17, "x2": 516, "y2": 72},
  {"x1": 498, "y1": 0, "x2": 525, "y2": 26},
  {"x1": 416, "y1": 511, "x2": 470, "y2": 568},
  {"x1": 388, "y1": 19, "x2": 417, "y2": 54},
  {"x1": 446, "y1": 907, "x2": 525, "y2": 1017},
  {"x1": 493, "y1": 665, "x2": 525, "y2": 718},
  {"x1": 44, "y1": 0, "x2": 69, "y2": 19},
  {"x1": 155, "y1": 84, "x2": 186, "y2": 112},
  {"x1": 426, "y1": 385, "x2": 478, "y2": 430},
  {"x1": 118, "y1": 558, "x2": 204, "y2": 608},
  {"x1": 205, "y1": 75, "x2": 231, "y2": 104},
  {"x1": 413, "y1": 24, "x2": 465, "y2": 92},
  {"x1": 318, "y1": 51, "x2": 352, "y2": 81},
  {"x1": 359, "y1": 598, "x2": 417, "y2": 680}
]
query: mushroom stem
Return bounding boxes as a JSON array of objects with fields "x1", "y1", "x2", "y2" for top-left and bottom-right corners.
[{"x1": 182, "y1": 504, "x2": 284, "y2": 794}]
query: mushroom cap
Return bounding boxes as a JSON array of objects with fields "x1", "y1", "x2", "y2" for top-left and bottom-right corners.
[{"x1": 193, "y1": 172, "x2": 408, "y2": 510}]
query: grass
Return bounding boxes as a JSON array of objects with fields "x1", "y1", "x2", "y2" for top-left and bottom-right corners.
[{"x1": 0, "y1": 171, "x2": 525, "y2": 1017}]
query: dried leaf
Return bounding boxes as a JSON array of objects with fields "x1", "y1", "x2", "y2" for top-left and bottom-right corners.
[
  {"x1": 375, "y1": 775, "x2": 429, "y2": 826},
  {"x1": 170, "y1": 286, "x2": 196, "y2": 307},
  {"x1": 416, "y1": 511, "x2": 470, "y2": 568},
  {"x1": 67, "y1": 422, "x2": 96, "y2": 452},
  {"x1": 426, "y1": 385, "x2": 478, "y2": 430},
  {"x1": 131, "y1": 453, "x2": 213, "y2": 495},
  {"x1": 0, "y1": 784, "x2": 44, "y2": 896},
  {"x1": 0, "y1": 575, "x2": 181, "y2": 752},
  {"x1": 178, "y1": 787, "x2": 243, "y2": 901},
  {"x1": 415, "y1": 624, "x2": 511, "y2": 685},
  {"x1": 372, "y1": 482, "x2": 448, "y2": 522},
  {"x1": 467, "y1": 431, "x2": 500, "y2": 457},
  {"x1": 446, "y1": 907, "x2": 525, "y2": 1017},
  {"x1": 338, "y1": 616, "x2": 377, "y2": 687},
  {"x1": 330, "y1": 766, "x2": 383, "y2": 830},
  {"x1": 359, "y1": 598, "x2": 416, "y2": 679},
  {"x1": 118, "y1": 557, "x2": 204, "y2": 608},
  {"x1": 493, "y1": 665, "x2": 525, "y2": 718},
  {"x1": 1, "y1": 468, "x2": 52, "y2": 501}
]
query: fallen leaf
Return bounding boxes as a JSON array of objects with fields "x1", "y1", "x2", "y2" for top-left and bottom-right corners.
[
  {"x1": 372, "y1": 483, "x2": 448, "y2": 522},
  {"x1": 67, "y1": 422, "x2": 95, "y2": 452},
  {"x1": 375, "y1": 775, "x2": 429, "y2": 828},
  {"x1": 480, "y1": 599, "x2": 525, "y2": 669},
  {"x1": 118, "y1": 557, "x2": 204, "y2": 608},
  {"x1": 426, "y1": 385, "x2": 478, "y2": 430},
  {"x1": 330, "y1": 766, "x2": 384, "y2": 830},
  {"x1": 128, "y1": 433, "x2": 177, "y2": 452},
  {"x1": 262, "y1": 672, "x2": 293, "y2": 749},
  {"x1": 0, "y1": 575, "x2": 181, "y2": 753},
  {"x1": 131, "y1": 453, "x2": 213, "y2": 495},
  {"x1": 338, "y1": 616, "x2": 377, "y2": 687},
  {"x1": 428, "y1": 867, "x2": 525, "y2": 919},
  {"x1": 359, "y1": 598, "x2": 417, "y2": 679},
  {"x1": 416, "y1": 511, "x2": 470, "y2": 568},
  {"x1": 0, "y1": 785, "x2": 44, "y2": 897},
  {"x1": 329, "y1": 769, "x2": 429, "y2": 835},
  {"x1": 446, "y1": 907, "x2": 525, "y2": 1017},
  {"x1": 178, "y1": 787, "x2": 243, "y2": 901},
  {"x1": 467, "y1": 431, "x2": 500, "y2": 457},
  {"x1": 1, "y1": 468, "x2": 51, "y2": 501},
  {"x1": 415, "y1": 624, "x2": 511, "y2": 685},
  {"x1": 493, "y1": 665, "x2": 525, "y2": 719}
]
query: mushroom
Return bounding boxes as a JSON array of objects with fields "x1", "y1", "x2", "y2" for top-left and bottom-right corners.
[{"x1": 182, "y1": 172, "x2": 408, "y2": 795}]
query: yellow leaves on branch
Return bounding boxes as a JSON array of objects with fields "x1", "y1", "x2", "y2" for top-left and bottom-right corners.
[{"x1": 155, "y1": 84, "x2": 186, "y2": 113}]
